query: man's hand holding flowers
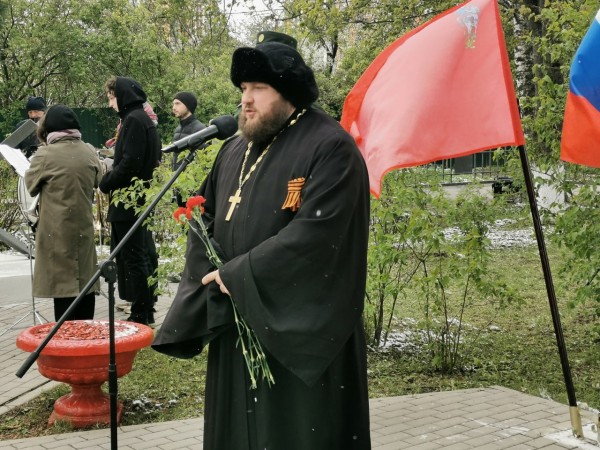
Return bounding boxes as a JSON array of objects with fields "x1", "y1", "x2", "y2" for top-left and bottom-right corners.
[{"x1": 173, "y1": 195, "x2": 274, "y2": 389}]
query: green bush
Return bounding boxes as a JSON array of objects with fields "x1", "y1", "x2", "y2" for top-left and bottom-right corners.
[
  {"x1": 0, "y1": 159, "x2": 23, "y2": 240},
  {"x1": 366, "y1": 172, "x2": 524, "y2": 373}
]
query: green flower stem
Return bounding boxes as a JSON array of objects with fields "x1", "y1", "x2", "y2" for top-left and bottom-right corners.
[{"x1": 186, "y1": 209, "x2": 274, "y2": 389}]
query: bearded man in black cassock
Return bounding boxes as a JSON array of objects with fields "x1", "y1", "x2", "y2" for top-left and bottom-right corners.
[{"x1": 153, "y1": 32, "x2": 372, "y2": 450}]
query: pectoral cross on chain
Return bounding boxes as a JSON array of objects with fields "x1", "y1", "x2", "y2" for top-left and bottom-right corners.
[{"x1": 225, "y1": 189, "x2": 242, "y2": 221}]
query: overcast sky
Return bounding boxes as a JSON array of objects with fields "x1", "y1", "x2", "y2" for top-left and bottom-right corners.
[{"x1": 221, "y1": 0, "x2": 276, "y2": 44}]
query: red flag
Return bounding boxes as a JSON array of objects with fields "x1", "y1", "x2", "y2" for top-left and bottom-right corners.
[
  {"x1": 340, "y1": 0, "x2": 525, "y2": 197},
  {"x1": 560, "y1": 9, "x2": 600, "y2": 168}
]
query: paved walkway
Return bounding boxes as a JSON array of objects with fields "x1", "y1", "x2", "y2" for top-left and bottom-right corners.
[{"x1": 1, "y1": 252, "x2": 599, "y2": 449}]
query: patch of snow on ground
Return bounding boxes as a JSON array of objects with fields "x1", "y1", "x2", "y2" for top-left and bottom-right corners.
[
  {"x1": 443, "y1": 219, "x2": 538, "y2": 248},
  {"x1": 546, "y1": 424, "x2": 600, "y2": 449}
]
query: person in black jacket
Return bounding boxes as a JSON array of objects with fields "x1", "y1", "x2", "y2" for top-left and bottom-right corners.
[
  {"x1": 171, "y1": 91, "x2": 206, "y2": 206},
  {"x1": 171, "y1": 91, "x2": 206, "y2": 169},
  {"x1": 15, "y1": 96, "x2": 46, "y2": 158},
  {"x1": 99, "y1": 76, "x2": 161, "y2": 325}
]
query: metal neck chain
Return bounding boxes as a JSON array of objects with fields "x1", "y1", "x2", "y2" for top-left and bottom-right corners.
[{"x1": 238, "y1": 108, "x2": 307, "y2": 190}]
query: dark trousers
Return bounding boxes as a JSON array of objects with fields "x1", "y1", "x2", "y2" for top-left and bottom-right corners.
[
  {"x1": 53, "y1": 292, "x2": 95, "y2": 321},
  {"x1": 115, "y1": 227, "x2": 158, "y2": 304},
  {"x1": 111, "y1": 221, "x2": 153, "y2": 321},
  {"x1": 145, "y1": 228, "x2": 159, "y2": 304}
]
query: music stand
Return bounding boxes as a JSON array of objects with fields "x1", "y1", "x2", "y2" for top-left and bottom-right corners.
[
  {"x1": 1, "y1": 119, "x2": 38, "y2": 150},
  {"x1": 94, "y1": 184, "x2": 111, "y2": 303},
  {"x1": 0, "y1": 122, "x2": 49, "y2": 336}
]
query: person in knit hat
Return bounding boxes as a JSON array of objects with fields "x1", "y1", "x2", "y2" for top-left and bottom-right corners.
[
  {"x1": 14, "y1": 96, "x2": 47, "y2": 158},
  {"x1": 153, "y1": 31, "x2": 371, "y2": 450},
  {"x1": 173, "y1": 91, "x2": 197, "y2": 115},
  {"x1": 26, "y1": 96, "x2": 47, "y2": 120},
  {"x1": 167, "y1": 90, "x2": 207, "y2": 282},
  {"x1": 24, "y1": 104, "x2": 102, "y2": 322},
  {"x1": 171, "y1": 91, "x2": 206, "y2": 174}
]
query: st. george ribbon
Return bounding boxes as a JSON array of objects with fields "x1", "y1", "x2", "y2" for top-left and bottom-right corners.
[{"x1": 162, "y1": 115, "x2": 238, "y2": 153}]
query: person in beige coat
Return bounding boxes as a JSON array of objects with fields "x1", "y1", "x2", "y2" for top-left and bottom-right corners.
[{"x1": 25, "y1": 105, "x2": 102, "y2": 321}]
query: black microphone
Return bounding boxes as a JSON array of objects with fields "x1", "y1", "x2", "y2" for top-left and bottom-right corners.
[{"x1": 162, "y1": 115, "x2": 238, "y2": 153}]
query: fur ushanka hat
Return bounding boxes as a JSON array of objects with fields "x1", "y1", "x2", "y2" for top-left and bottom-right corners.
[{"x1": 230, "y1": 39, "x2": 319, "y2": 109}]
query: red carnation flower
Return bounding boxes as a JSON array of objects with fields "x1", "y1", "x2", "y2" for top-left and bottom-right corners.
[
  {"x1": 170, "y1": 193, "x2": 273, "y2": 388},
  {"x1": 173, "y1": 206, "x2": 191, "y2": 223},
  {"x1": 186, "y1": 195, "x2": 206, "y2": 213}
]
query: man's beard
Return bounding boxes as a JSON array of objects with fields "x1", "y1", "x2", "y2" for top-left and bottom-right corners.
[
  {"x1": 239, "y1": 101, "x2": 293, "y2": 145},
  {"x1": 174, "y1": 111, "x2": 188, "y2": 120}
]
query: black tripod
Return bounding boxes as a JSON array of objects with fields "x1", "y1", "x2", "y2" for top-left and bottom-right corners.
[{"x1": 15, "y1": 115, "x2": 237, "y2": 450}]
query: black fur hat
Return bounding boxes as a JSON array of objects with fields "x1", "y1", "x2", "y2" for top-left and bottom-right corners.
[
  {"x1": 230, "y1": 41, "x2": 319, "y2": 109},
  {"x1": 256, "y1": 31, "x2": 297, "y2": 49}
]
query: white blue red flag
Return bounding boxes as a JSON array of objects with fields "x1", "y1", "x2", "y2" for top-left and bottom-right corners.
[{"x1": 561, "y1": 9, "x2": 600, "y2": 167}]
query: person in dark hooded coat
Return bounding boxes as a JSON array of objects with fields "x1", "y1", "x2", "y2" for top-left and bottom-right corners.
[
  {"x1": 153, "y1": 32, "x2": 372, "y2": 449},
  {"x1": 99, "y1": 76, "x2": 161, "y2": 325}
]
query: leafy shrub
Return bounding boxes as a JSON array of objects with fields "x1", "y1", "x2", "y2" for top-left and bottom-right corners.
[{"x1": 367, "y1": 172, "x2": 523, "y2": 373}]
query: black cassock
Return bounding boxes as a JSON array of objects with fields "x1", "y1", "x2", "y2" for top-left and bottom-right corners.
[{"x1": 153, "y1": 107, "x2": 371, "y2": 450}]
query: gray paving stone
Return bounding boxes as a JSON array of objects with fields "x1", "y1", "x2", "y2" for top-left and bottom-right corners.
[{"x1": 408, "y1": 443, "x2": 444, "y2": 450}]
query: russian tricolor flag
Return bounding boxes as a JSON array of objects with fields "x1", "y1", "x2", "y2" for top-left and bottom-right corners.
[{"x1": 561, "y1": 9, "x2": 600, "y2": 168}]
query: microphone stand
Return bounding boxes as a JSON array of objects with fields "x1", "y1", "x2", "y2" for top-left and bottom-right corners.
[{"x1": 16, "y1": 144, "x2": 204, "y2": 450}]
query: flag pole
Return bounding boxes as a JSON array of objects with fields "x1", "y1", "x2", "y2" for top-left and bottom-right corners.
[{"x1": 517, "y1": 145, "x2": 583, "y2": 438}]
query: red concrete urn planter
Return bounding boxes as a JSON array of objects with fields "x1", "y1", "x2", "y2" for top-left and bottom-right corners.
[{"x1": 16, "y1": 320, "x2": 154, "y2": 428}]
